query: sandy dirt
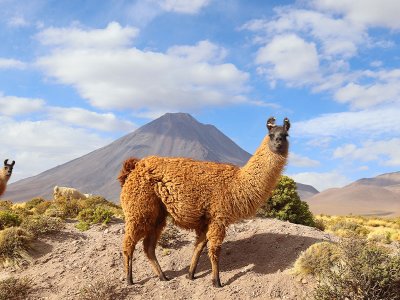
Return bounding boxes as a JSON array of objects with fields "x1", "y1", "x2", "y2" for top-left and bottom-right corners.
[{"x1": 0, "y1": 218, "x2": 335, "y2": 300}]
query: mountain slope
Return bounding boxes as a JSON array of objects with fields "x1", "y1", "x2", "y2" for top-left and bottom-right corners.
[
  {"x1": 306, "y1": 171, "x2": 400, "y2": 217},
  {"x1": 5, "y1": 113, "x2": 252, "y2": 202}
]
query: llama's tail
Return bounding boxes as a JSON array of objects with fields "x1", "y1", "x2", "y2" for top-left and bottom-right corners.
[{"x1": 118, "y1": 157, "x2": 140, "y2": 187}]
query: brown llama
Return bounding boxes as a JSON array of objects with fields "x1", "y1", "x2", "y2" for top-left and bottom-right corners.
[
  {"x1": 0, "y1": 159, "x2": 15, "y2": 197},
  {"x1": 120, "y1": 117, "x2": 290, "y2": 287}
]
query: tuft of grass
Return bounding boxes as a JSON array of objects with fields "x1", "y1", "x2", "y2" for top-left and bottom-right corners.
[
  {"x1": 79, "y1": 278, "x2": 126, "y2": 300},
  {"x1": 0, "y1": 227, "x2": 33, "y2": 267},
  {"x1": 312, "y1": 237, "x2": 400, "y2": 300},
  {"x1": 0, "y1": 211, "x2": 21, "y2": 230},
  {"x1": 20, "y1": 215, "x2": 64, "y2": 238},
  {"x1": 0, "y1": 277, "x2": 32, "y2": 300},
  {"x1": 294, "y1": 242, "x2": 339, "y2": 276}
]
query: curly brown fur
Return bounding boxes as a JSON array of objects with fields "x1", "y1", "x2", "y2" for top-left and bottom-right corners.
[
  {"x1": 118, "y1": 157, "x2": 140, "y2": 187},
  {"x1": 120, "y1": 117, "x2": 290, "y2": 287},
  {"x1": 0, "y1": 159, "x2": 15, "y2": 197}
]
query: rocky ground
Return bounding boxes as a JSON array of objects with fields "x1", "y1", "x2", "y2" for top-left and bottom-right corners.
[{"x1": 0, "y1": 218, "x2": 335, "y2": 300}]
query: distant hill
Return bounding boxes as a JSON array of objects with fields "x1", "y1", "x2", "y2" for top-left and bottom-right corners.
[
  {"x1": 296, "y1": 183, "x2": 319, "y2": 200},
  {"x1": 5, "y1": 112, "x2": 317, "y2": 203},
  {"x1": 306, "y1": 171, "x2": 400, "y2": 217}
]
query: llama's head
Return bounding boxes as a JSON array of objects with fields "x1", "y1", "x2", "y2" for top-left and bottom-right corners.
[
  {"x1": 266, "y1": 117, "x2": 290, "y2": 155},
  {"x1": 3, "y1": 159, "x2": 15, "y2": 178}
]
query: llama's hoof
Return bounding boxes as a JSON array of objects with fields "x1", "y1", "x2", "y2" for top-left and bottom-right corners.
[
  {"x1": 213, "y1": 278, "x2": 222, "y2": 288},
  {"x1": 127, "y1": 278, "x2": 134, "y2": 286},
  {"x1": 159, "y1": 275, "x2": 170, "y2": 281},
  {"x1": 186, "y1": 273, "x2": 195, "y2": 280}
]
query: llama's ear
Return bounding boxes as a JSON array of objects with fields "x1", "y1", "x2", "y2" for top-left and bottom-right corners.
[
  {"x1": 11, "y1": 161, "x2": 15, "y2": 166},
  {"x1": 267, "y1": 117, "x2": 276, "y2": 131},
  {"x1": 54, "y1": 186, "x2": 59, "y2": 192},
  {"x1": 283, "y1": 118, "x2": 290, "y2": 131},
  {"x1": 4, "y1": 159, "x2": 8, "y2": 165}
]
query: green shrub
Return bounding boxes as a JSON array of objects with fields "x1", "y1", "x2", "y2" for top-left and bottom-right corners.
[
  {"x1": 0, "y1": 227, "x2": 32, "y2": 266},
  {"x1": 11, "y1": 207, "x2": 32, "y2": 219},
  {"x1": 0, "y1": 211, "x2": 21, "y2": 230},
  {"x1": 294, "y1": 242, "x2": 339, "y2": 276},
  {"x1": 258, "y1": 176, "x2": 316, "y2": 227},
  {"x1": 75, "y1": 221, "x2": 90, "y2": 232},
  {"x1": 21, "y1": 215, "x2": 64, "y2": 237},
  {"x1": 33, "y1": 200, "x2": 52, "y2": 214},
  {"x1": 313, "y1": 237, "x2": 400, "y2": 300},
  {"x1": 24, "y1": 197, "x2": 46, "y2": 210},
  {"x1": 76, "y1": 206, "x2": 114, "y2": 231},
  {"x1": 52, "y1": 197, "x2": 82, "y2": 218},
  {"x1": 0, "y1": 277, "x2": 32, "y2": 300}
]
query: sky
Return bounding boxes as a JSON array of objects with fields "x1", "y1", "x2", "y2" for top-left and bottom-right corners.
[{"x1": 1, "y1": 0, "x2": 400, "y2": 192}]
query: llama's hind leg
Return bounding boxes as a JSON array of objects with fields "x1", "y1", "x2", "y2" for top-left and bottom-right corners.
[
  {"x1": 123, "y1": 230, "x2": 140, "y2": 285},
  {"x1": 187, "y1": 230, "x2": 207, "y2": 280},
  {"x1": 206, "y1": 223, "x2": 226, "y2": 288},
  {"x1": 143, "y1": 210, "x2": 168, "y2": 281}
]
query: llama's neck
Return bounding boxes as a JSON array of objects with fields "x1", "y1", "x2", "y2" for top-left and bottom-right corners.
[
  {"x1": 0, "y1": 171, "x2": 9, "y2": 196},
  {"x1": 230, "y1": 135, "x2": 288, "y2": 219}
]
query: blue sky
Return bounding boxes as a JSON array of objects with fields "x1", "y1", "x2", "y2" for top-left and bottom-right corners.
[{"x1": 1, "y1": 0, "x2": 400, "y2": 191}]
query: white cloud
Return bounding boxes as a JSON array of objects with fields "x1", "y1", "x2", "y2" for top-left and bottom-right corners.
[
  {"x1": 47, "y1": 107, "x2": 136, "y2": 132},
  {"x1": 0, "y1": 116, "x2": 110, "y2": 182},
  {"x1": 37, "y1": 22, "x2": 138, "y2": 49},
  {"x1": 289, "y1": 171, "x2": 350, "y2": 191},
  {"x1": 158, "y1": 0, "x2": 211, "y2": 14},
  {"x1": 0, "y1": 58, "x2": 26, "y2": 69},
  {"x1": 0, "y1": 94, "x2": 45, "y2": 116},
  {"x1": 313, "y1": 0, "x2": 400, "y2": 29},
  {"x1": 36, "y1": 23, "x2": 249, "y2": 113},
  {"x1": 289, "y1": 152, "x2": 320, "y2": 168},
  {"x1": 7, "y1": 16, "x2": 29, "y2": 28},
  {"x1": 335, "y1": 81, "x2": 400, "y2": 109},
  {"x1": 293, "y1": 105, "x2": 400, "y2": 138},
  {"x1": 334, "y1": 139, "x2": 400, "y2": 166},
  {"x1": 255, "y1": 34, "x2": 320, "y2": 85},
  {"x1": 167, "y1": 40, "x2": 227, "y2": 63}
]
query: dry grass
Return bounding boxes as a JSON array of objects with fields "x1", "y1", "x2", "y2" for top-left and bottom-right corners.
[
  {"x1": 0, "y1": 227, "x2": 33, "y2": 267},
  {"x1": 78, "y1": 278, "x2": 127, "y2": 300},
  {"x1": 316, "y1": 215, "x2": 400, "y2": 242},
  {"x1": 0, "y1": 277, "x2": 32, "y2": 300}
]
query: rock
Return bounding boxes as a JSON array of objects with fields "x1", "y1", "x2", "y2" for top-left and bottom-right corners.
[{"x1": 301, "y1": 278, "x2": 308, "y2": 284}]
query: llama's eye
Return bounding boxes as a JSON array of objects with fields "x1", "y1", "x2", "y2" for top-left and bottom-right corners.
[{"x1": 269, "y1": 133, "x2": 275, "y2": 139}]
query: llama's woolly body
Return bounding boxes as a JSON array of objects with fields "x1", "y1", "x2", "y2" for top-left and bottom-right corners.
[
  {"x1": 121, "y1": 135, "x2": 286, "y2": 229},
  {"x1": 53, "y1": 186, "x2": 87, "y2": 201},
  {"x1": 121, "y1": 119, "x2": 289, "y2": 287}
]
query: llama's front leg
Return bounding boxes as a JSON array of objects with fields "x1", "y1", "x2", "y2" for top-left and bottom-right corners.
[
  {"x1": 187, "y1": 231, "x2": 207, "y2": 280},
  {"x1": 206, "y1": 223, "x2": 226, "y2": 288}
]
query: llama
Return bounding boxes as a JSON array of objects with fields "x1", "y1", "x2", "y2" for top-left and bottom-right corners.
[
  {"x1": 120, "y1": 117, "x2": 290, "y2": 287},
  {"x1": 0, "y1": 159, "x2": 15, "y2": 197},
  {"x1": 53, "y1": 186, "x2": 87, "y2": 201}
]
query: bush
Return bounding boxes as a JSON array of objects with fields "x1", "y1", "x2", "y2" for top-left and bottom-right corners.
[
  {"x1": 0, "y1": 227, "x2": 32, "y2": 266},
  {"x1": 0, "y1": 277, "x2": 32, "y2": 300},
  {"x1": 313, "y1": 238, "x2": 400, "y2": 300},
  {"x1": 0, "y1": 211, "x2": 21, "y2": 230},
  {"x1": 158, "y1": 221, "x2": 181, "y2": 249},
  {"x1": 258, "y1": 176, "x2": 316, "y2": 227},
  {"x1": 0, "y1": 201, "x2": 12, "y2": 211},
  {"x1": 294, "y1": 242, "x2": 339, "y2": 276},
  {"x1": 24, "y1": 197, "x2": 46, "y2": 210},
  {"x1": 329, "y1": 220, "x2": 369, "y2": 237},
  {"x1": 21, "y1": 215, "x2": 64, "y2": 237},
  {"x1": 76, "y1": 206, "x2": 114, "y2": 231}
]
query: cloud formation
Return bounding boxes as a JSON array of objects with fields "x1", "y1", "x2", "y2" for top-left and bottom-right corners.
[{"x1": 37, "y1": 22, "x2": 249, "y2": 113}]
